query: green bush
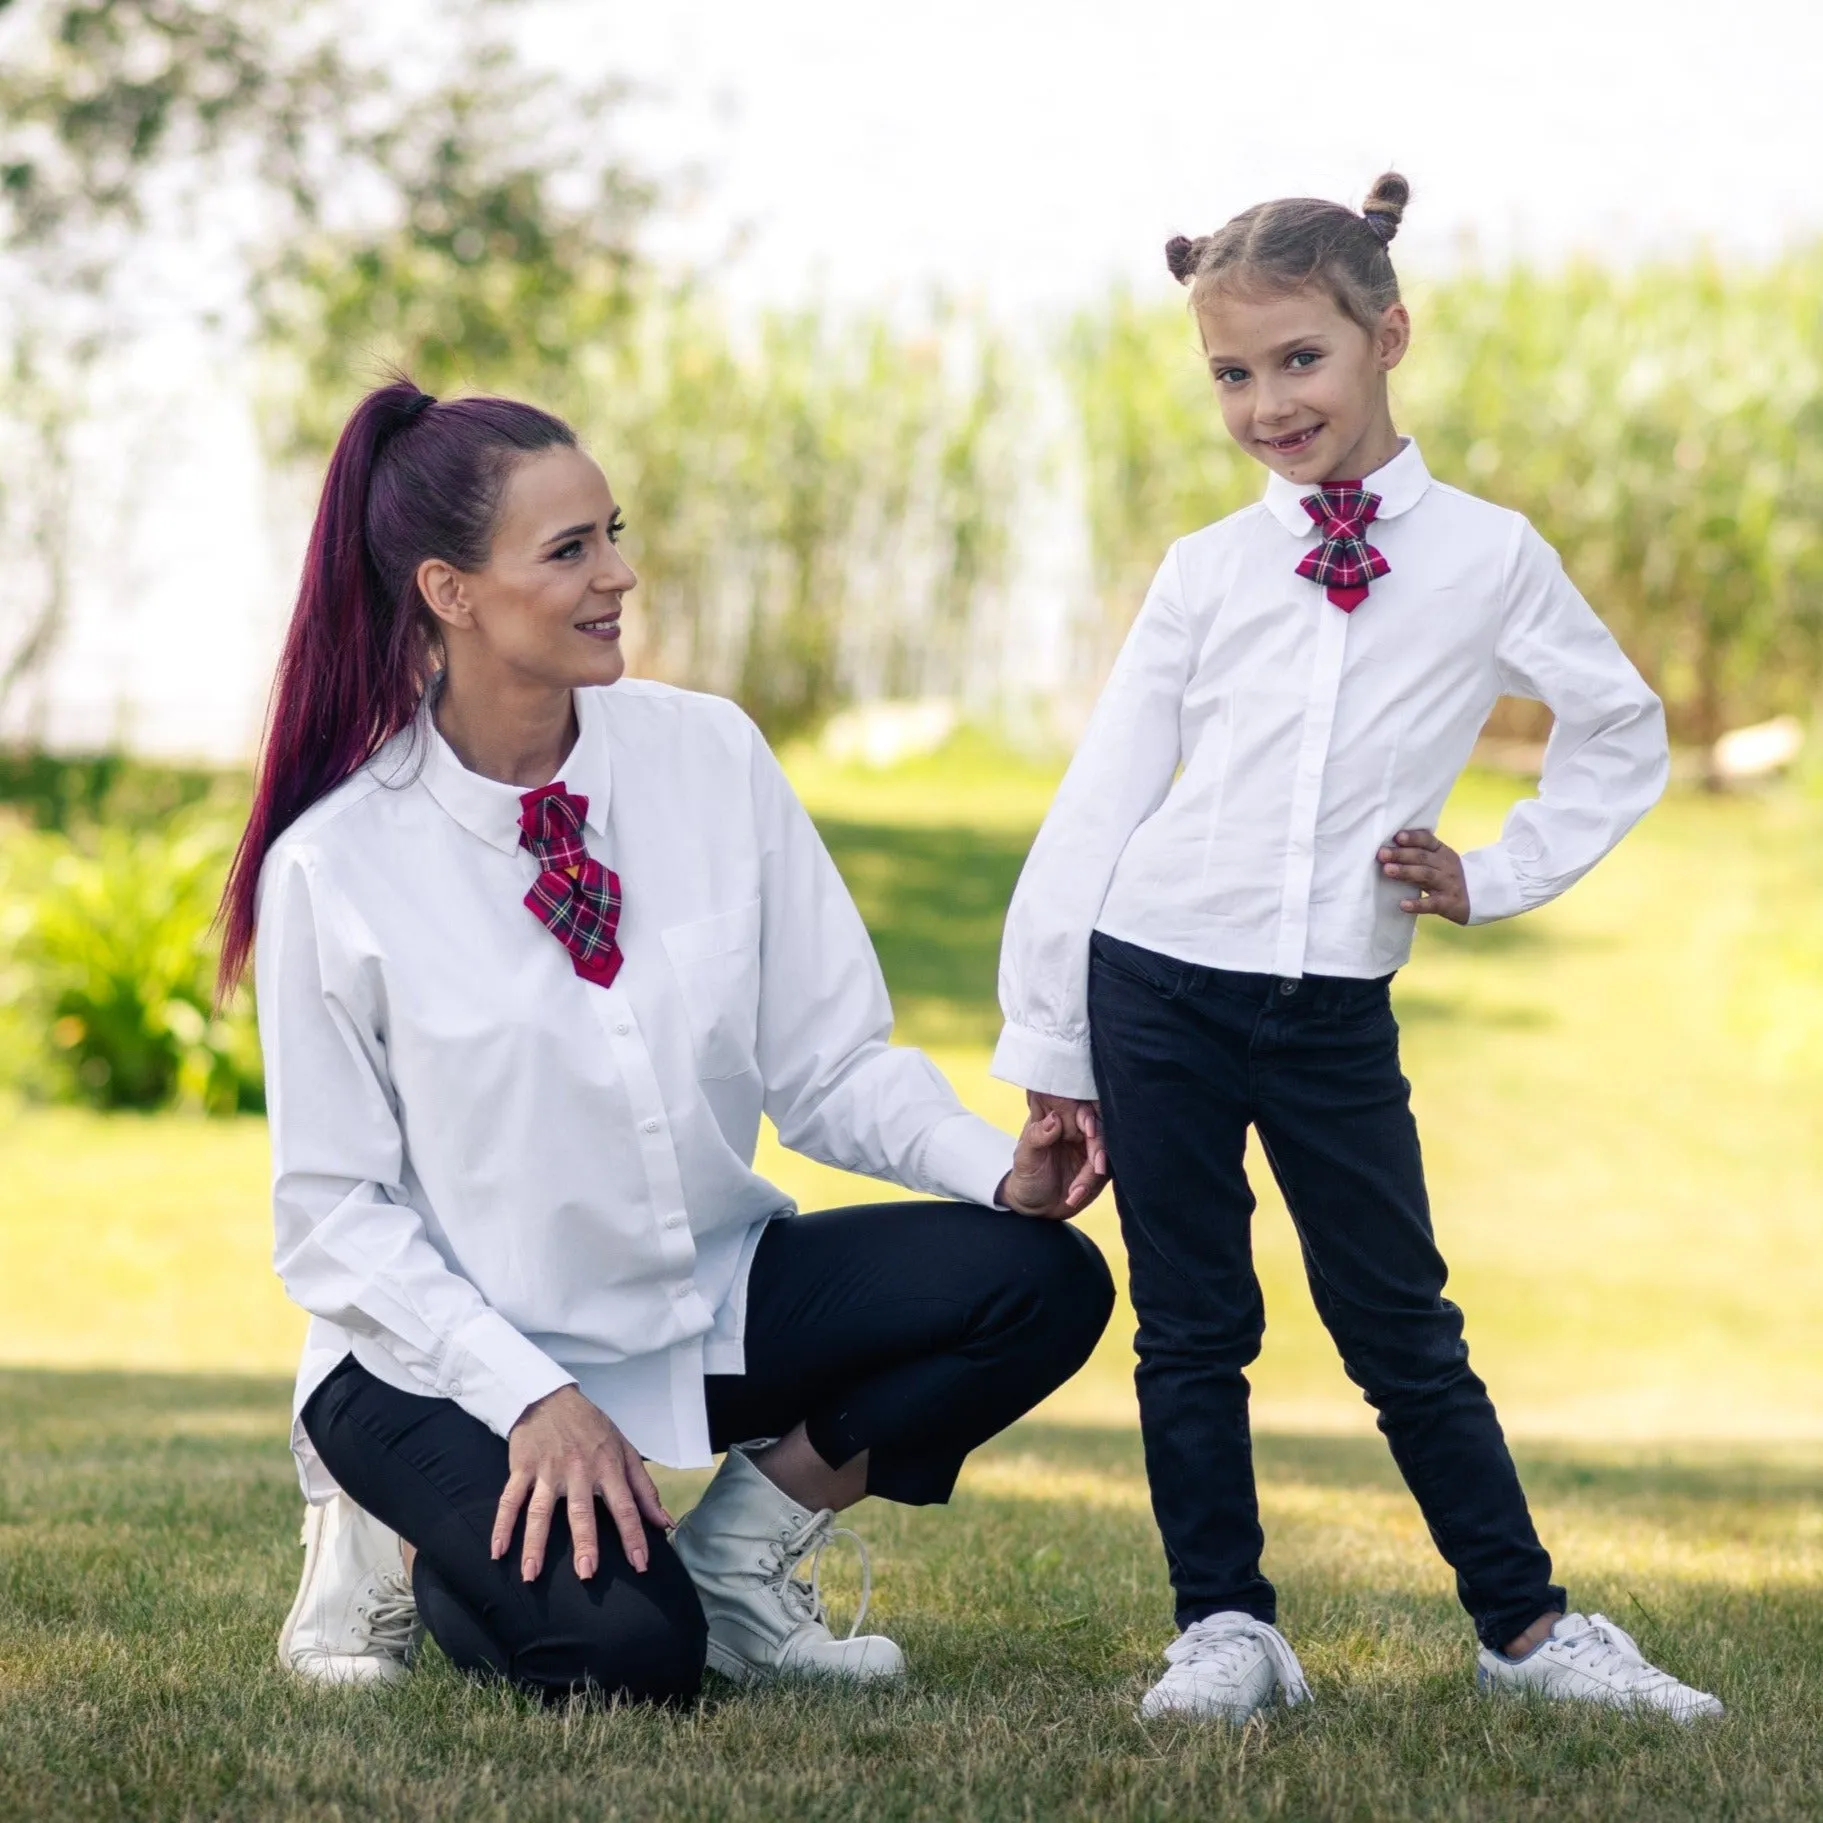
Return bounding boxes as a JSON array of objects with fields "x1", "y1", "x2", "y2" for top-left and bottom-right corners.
[{"x1": 2, "y1": 814, "x2": 262, "y2": 1114}]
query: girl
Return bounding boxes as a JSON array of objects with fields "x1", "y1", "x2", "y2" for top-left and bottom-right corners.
[
  {"x1": 993, "y1": 176, "x2": 1721, "y2": 1723},
  {"x1": 227, "y1": 379, "x2": 1113, "y2": 1705}
]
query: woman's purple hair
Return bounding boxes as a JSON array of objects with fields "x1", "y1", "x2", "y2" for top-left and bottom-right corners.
[{"x1": 217, "y1": 376, "x2": 575, "y2": 994}]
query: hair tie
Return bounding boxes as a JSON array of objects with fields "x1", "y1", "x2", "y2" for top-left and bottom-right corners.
[
  {"x1": 1361, "y1": 211, "x2": 1398, "y2": 244},
  {"x1": 402, "y1": 392, "x2": 436, "y2": 419}
]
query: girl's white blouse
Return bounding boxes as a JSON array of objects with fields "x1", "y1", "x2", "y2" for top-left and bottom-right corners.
[
  {"x1": 994, "y1": 440, "x2": 1671, "y2": 1101},
  {"x1": 257, "y1": 681, "x2": 1015, "y2": 1500}
]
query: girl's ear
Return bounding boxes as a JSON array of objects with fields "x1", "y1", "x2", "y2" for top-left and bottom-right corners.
[
  {"x1": 1377, "y1": 303, "x2": 1412, "y2": 373},
  {"x1": 417, "y1": 557, "x2": 471, "y2": 631}
]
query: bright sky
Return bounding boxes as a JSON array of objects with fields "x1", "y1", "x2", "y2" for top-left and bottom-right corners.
[{"x1": 24, "y1": 0, "x2": 1823, "y2": 758}]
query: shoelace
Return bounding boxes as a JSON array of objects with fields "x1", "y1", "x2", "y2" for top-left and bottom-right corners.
[
  {"x1": 1165, "y1": 1614, "x2": 1311, "y2": 1706},
  {"x1": 1550, "y1": 1613, "x2": 1679, "y2": 1694},
  {"x1": 765, "y1": 1509, "x2": 873, "y2": 1640},
  {"x1": 356, "y1": 1566, "x2": 419, "y2": 1658}
]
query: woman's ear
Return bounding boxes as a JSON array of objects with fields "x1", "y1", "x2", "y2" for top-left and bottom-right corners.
[
  {"x1": 417, "y1": 558, "x2": 470, "y2": 631},
  {"x1": 1377, "y1": 302, "x2": 1412, "y2": 373}
]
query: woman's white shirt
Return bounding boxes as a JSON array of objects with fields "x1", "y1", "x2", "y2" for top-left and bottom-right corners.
[
  {"x1": 993, "y1": 440, "x2": 1670, "y2": 1101},
  {"x1": 257, "y1": 680, "x2": 1015, "y2": 1499}
]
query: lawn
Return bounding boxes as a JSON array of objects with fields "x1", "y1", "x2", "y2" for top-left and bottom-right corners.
[{"x1": 2, "y1": 739, "x2": 1822, "y2": 1819}]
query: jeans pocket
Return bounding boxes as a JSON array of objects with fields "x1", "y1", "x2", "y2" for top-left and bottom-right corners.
[{"x1": 1090, "y1": 932, "x2": 1193, "y2": 1001}]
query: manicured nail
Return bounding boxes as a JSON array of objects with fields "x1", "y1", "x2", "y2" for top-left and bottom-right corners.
[
  {"x1": 578, "y1": 1554, "x2": 596, "y2": 1580},
  {"x1": 632, "y1": 1551, "x2": 648, "y2": 1573}
]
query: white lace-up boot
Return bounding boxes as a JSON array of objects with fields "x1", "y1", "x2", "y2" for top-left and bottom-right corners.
[
  {"x1": 1478, "y1": 1612, "x2": 1723, "y2": 1720},
  {"x1": 277, "y1": 1492, "x2": 421, "y2": 1685},
  {"x1": 1139, "y1": 1612, "x2": 1312, "y2": 1723},
  {"x1": 671, "y1": 1443, "x2": 906, "y2": 1685}
]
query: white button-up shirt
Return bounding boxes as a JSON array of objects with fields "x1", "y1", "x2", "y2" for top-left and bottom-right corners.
[
  {"x1": 993, "y1": 441, "x2": 1668, "y2": 1100},
  {"x1": 257, "y1": 680, "x2": 1015, "y2": 1499}
]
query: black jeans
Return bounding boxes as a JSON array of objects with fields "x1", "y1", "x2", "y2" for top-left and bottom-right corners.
[
  {"x1": 1087, "y1": 933, "x2": 1563, "y2": 1650},
  {"x1": 302, "y1": 1199, "x2": 1113, "y2": 1704}
]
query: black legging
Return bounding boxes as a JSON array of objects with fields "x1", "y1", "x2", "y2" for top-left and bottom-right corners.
[{"x1": 302, "y1": 1201, "x2": 1113, "y2": 1705}]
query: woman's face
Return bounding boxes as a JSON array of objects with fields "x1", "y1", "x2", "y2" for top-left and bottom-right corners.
[
  {"x1": 418, "y1": 445, "x2": 636, "y2": 691},
  {"x1": 1194, "y1": 284, "x2": 1408, "y2": 487}
]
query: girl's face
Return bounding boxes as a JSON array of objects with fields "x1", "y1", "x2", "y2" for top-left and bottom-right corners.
[
  {"x1": 418, "y1": 445, "x2": 636, "y2": 692},
  {"x1": 1194, "y1": 284, "x2": 1409, "y2": 487}
]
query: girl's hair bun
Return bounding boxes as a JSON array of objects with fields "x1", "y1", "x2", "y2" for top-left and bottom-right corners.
[
  {"x1": 1164, "y1": 234, "x2": 1203, "y2": 285},
  {"x1": 1361, "y1": 171, "x2": 1410, "y2": 244}
]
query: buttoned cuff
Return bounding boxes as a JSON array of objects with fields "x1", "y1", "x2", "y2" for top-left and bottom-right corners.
[
  {"x1": 990, "y1": 1022, "x2": 1099, "y2": 1101},
  {"x1": 440, "y1": 1310, "x2": 577, "y2": 1438},
  {"x1": 1461, "y1": 842, "x2": 1526, "y2": 925},
  {"x1": 918, "y1": 1112, "x2": 1019, "y2": 1210}
]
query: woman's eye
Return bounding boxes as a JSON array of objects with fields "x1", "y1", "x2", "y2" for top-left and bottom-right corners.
[
  {"x1": 607, "y1": 512, "x2": 626, "y2": 544},
  {"x1": 552, "y1": 540, "x2": 584, "y2": 560}
]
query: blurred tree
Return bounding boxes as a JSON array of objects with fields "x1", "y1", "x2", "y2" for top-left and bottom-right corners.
[{"x1": 1063, "y1": 256, "x2": 1823, "y2": 749}]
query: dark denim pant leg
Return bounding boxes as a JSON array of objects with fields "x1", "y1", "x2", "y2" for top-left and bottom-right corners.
[
  {"x1": 1087, "y1": 935, "x2": 1277, "y2": 1627},
  {"x1": 1249, "y1": 974, "x2": 1566, "y2": 1651}
]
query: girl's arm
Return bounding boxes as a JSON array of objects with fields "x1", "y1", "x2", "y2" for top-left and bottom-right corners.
[
  {"x1": 992, "y1": 547, "x2": 1194, "y2": 1099},
  {"x1": 258, "y1": 848, "x2": 577, "y2": 1439},
  {"x1": 1460, "y1": 519, "x2": 1670, "y2": 923}
]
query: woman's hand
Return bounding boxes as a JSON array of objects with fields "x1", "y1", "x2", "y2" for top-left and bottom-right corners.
[
  {"x1": 996, "y1": 1092, "x2": 1110, "y2": 1219},
  {"x1": 1379, "y1": 828, "x2": 1472, "y2": 924},
  {"x1": 494, "y1": 1385, "x2": 675, "y2": 1582}
]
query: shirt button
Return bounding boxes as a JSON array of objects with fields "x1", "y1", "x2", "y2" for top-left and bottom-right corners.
[
  {"x1": 615, "y1": 1021, "x2": 631, "y2": 1036},
  {"x1": 666, "y1": 1211, "x2": 686, "y2": 1229},
  {"x1": 672, "y1": 1280, "x2": 695, "y2": 1299},
  {"x1": 641, "y1": 1117, "x2": 660, "y2": 1134}
]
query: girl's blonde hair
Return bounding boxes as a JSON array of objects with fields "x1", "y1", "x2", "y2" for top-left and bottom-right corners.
[{"x1": 1166, "y1": 173, "x2": 1410, "y2": 331}]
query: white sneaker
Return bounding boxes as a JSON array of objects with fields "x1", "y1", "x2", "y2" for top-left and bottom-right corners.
[
  {"x1": 1478, "y1": 1612, "x2": 1723, "y2": 1721},
  {"x1": 671, "y1": 1443, "x2": 906, "y2": 1685},
  {"x1": 277, "y1": 1492, "x2": 421, "y2": 1686},
  {"x1": 1139, "y1": 1612, "x2": 1312, "y2": 1723}
]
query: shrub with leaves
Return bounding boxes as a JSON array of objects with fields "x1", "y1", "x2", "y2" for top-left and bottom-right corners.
[{"x1": 5, "y1": 815, "x2": 261, "y2": 1113}]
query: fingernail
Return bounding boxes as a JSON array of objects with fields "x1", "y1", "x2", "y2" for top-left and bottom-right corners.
[
  {"x1": 633, "y1": 1551, "x2": 648, "y2": 1573},
  {"x1": 578, "y1": 1555, "x2": 596, "y2": 1580}
]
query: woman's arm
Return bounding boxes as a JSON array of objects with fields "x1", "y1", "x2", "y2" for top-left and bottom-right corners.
[
  {"x1": 1459, "y1": 519, "x2": 1670, "y2": 923},
  {"x1": 991, "y1": 546, "x2": 1194, "y2": 1099},
  {"x1": 258, "y1": 848, "x2": 576, "y2": 1438}
]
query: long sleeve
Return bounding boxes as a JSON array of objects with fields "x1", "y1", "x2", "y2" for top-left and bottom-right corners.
[
  {"x1": 746, "y1": 730, "x2": 1015, "y2": 1209},
  {"x1": 1460, "y1": 521, "x2": 1670, "y2": 923},
  {"x1": 257, "y1": 846, "x2": 576, "y2": 1438},
  {"x1": 991, "y1": 547, "x2": 1194, "y2": 1098}
]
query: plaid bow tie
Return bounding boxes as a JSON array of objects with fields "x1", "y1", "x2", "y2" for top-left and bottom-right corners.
[
  {"x1": 518, "y1": 783, "x2": 624, "y2": 988},
  {"x1": 1295, "y1": 484, "x2": 1390, "y2": 611}
]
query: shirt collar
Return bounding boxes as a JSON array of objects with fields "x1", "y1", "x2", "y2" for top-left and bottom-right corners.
[
  {"x1": 1262, "y1": 436, "x2": 1432, "y2": 537},
  {"x1": 417, "y1": 682, "x2": 614, "y2": 856}
]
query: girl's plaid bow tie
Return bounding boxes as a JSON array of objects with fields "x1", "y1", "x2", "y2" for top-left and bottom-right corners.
[
  {"x1": 518, "y1": 782, "x2": 623, "y2": 988},
  {"x1": 1295, "y1": 484, "x2": 1390, "y2": 611}
]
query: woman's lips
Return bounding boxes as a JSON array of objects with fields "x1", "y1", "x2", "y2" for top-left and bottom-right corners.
[{"x1": 576, "y1": 615, "x2": 621, "y2": 641}]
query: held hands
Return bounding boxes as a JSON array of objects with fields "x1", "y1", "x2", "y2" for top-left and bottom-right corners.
[
  {"x1": 494, "y1": 1384, "x2": 674, "y2": 1582},
  {"x1": 995, "y1": 1092, "x2": 1110, "y2": 1220},
  {"x1": 1379, "y1": 828, "x2": 1471, "y2": 924}
]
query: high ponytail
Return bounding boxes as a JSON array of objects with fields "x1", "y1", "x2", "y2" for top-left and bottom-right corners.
[{"x1": 216, "y1": 376, "x2": 576, "y2": 995}]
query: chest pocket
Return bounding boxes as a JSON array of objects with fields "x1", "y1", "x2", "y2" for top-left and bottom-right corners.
[{"x1": 661, "y1": 899, "x2": 763, "y2": 1080}]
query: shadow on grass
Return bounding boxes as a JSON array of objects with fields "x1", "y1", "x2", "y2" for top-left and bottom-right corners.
[{"x1": 816, "y1": 817, "x2": 1032, "y2": 1046}]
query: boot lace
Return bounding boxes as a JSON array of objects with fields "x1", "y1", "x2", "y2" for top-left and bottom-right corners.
[
  {"x1": 355, "y1": 1563, "x2": 420, "y2": 1660},
  {"x1": 1165, "y1": 1613, "x2": 1311, "y2": 1705},
  {"x1": 764, "y1": 1509, "x2": 873, "y2": 1640},
  {"x1": 1549, "y1": 1613, "x2": 1680, "y2": 1696}
]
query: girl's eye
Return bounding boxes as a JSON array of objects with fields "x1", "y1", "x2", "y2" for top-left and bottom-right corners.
[
  {"x1": 1288, "y1": 349, "x2": 1321, "y2": 370},
  {"x1": 607, "y1": 511, "x2": 626, "y2": 544},
  {"x1": 1215, "y1": 367, "x2": 1248, "y2": 386}
]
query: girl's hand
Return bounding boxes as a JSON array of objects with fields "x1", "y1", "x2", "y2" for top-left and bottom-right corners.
[
  {"x1": 1379, "y1": 828, "x2": 1471, "y2": 923},
  {"x1": 996, "y1": 1093, "x2": 1109, "y2": 1219},
  {"x1": 495, "y1": 1385, "x2": 675, "y2": 1582}
]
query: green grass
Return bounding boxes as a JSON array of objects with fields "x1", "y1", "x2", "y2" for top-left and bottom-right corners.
[{"x1": 4, "y1": 741, "x2": 1823, "y2": 1817}]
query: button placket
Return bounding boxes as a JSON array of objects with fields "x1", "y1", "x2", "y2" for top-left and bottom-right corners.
[
  {"x1": 1272, "y1": 602, "x2": 1349, "y2": 979},
  {"x1": 591, "y1": 984, "x2": 697, "y2": 1267}
]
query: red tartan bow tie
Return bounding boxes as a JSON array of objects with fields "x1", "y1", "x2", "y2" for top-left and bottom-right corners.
[
  {"x1": 518, "y1": 783, "x2": 624, "y2": 988},
  {"x1": 1295, "y1": 484, "x2": 1390, "y2": 611}
]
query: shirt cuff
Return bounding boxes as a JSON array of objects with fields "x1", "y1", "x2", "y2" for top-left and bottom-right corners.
[
  {"x1": 1461, "y1": 842, "x2": 1526, "y2": 925},
  {"x1": 439, "y1": 1309, "x2": 577, "y2": 1438},
  {"x1": 917, "y1": 1112, "x2": 1019, "y2": 1210},
  {"x1": 990, "y1": 1022, "x2": 1099, "y2": 1101}
]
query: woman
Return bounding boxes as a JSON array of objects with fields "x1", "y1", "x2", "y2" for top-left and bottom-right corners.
[{"x1": 221, "y1": 380, "x2": 1114, "y2": 1707}]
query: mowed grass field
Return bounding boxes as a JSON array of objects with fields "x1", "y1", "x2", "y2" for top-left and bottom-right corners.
[{"x1": 3, "y1": 740, "x2": 1822, "y2": 1819}]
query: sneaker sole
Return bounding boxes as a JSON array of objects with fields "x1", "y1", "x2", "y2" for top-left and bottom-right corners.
[
  {"x1": 276, "y1": 1504, "x2": 326, "y2": 1675},
  {"x1": 1478, "y1": 1670, "x2": 1724, "y2": 1721},
  {"x1": 703, "y1": 1637, "x2": 906, "y2": 1686}
]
